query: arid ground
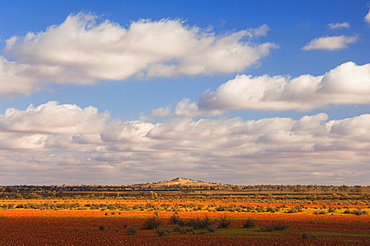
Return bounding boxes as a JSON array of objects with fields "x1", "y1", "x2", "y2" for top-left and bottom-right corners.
[
  {"x1": 1, "y1": 179, "x2": 370, "y2": 245},
  {"x1": 1, "y1": 205, "x2": 370, "y2": 246}
]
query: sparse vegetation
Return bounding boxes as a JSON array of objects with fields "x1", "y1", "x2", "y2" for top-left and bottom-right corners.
[
  {"x1": 155, "y1": 227, "x2": 172, "y2": 236},
  {"x1": 217, "y1": 214, "x2": 231, "y2": 228},
  {"x1": 1, "y1": 179, "x2": 370, "y2": 244},
  {"x1": 186, "y1": 216, "x2": 214, "y2": 230},
  {"x1": 345, "y1": 208, "x2": 369, "y2": 215},
  {"x1": 169, "y1": 213, "x2": 185, "y2": 226},
  {"x1": 242, "y1": 218, "x2": 256, "y2": 228},
  {"x1": 178, "y1": 227, "x2": 195, "y2": 234},
  {"x1": 261, "y1": 221, "x2": 287, "y2": 231},
  {"x1": 143, "y1": 216, "x2": 161, "y2": 229},
  {"x1": 127, "y1": 226, "x2": 138, "y2": 235}
]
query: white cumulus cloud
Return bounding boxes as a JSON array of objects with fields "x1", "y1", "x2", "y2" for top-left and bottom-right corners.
[
  {"x1": 199, "y1": 62, "x2": 370, "y2": 111},
  {"x1": 0, "y1": 101, "x2": 369, "y2": 184},
  {"x1": 302, "y1": 35, "x2": 358, "y2": 50},
  {"x1": 1, "y1": 12, "x2": 277, "y2": 96},
  {"x1": 0, "y1": 57, "x2": 40, "y2": 95},
  {"x1": 0, "y1": 101, "x2": 109, "y2": 134}
]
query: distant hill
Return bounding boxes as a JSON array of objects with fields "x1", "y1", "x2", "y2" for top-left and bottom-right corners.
[{"x1": 138, "y1": 177, "x2": 224, "y2": 188}]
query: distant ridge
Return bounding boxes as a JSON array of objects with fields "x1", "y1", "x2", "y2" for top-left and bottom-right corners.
[{"x1": 143, "y1": 177, "x2": 222, "y2": 187}]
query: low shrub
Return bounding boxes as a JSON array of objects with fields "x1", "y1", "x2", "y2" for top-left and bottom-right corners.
[
  {"x1": 169, "y1": 214, "x2": 185, "y2": 226},
  {"x1": 351, "y1": 209, "x2": 368, "y2": 215},
  {"x1": 286, "y1": 207, "x2": 297, "y2": 213},
  {"x1": 313, "y1": 210, "x2": 327, "y2": 215},
  {"x1": 127, "y1": 226, "x2": 138, "y2": 235},
  {"x1": 261, "y1": 221, "x2": 286, "y2": 231},
  {"x1": 143, "y1": 217, "x2": 161, "y2": 229},
  {"x1": 242, "y1": 218, "x2": 256, "y2": 228},
  {"x1": 217, "y1": 214, "x2": 231, "y2": 228},
  {"x1": 255, "y1": 205, "x2": 265, "y2": 212},
  {"x1": 206, "y1": 224, "x2": 218, "y2": 232},
  {"x1": 155, "y1": 227, "x2": 171, "y2": 236},
  {"x1": 343, "y1": 209, "x2": 351, "y2": 214},
  {"x1": 178, "y1": 227, "x2": 194, "y2": 234},
  {"x1": 186, "y1": 216, "x2": 213, "y2": 230},
  {"x1": 266, "y1": 205, "x2": 277, "y2": 212}
]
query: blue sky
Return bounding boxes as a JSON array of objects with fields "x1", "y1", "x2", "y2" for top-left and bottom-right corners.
[{"x1": 0, "y1": 0, "x2": 370, "y2": 185}]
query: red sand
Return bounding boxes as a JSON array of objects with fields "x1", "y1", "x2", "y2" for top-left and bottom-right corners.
[{"x1": 0, "y1": 210, "x2": 369, "y2": 245}]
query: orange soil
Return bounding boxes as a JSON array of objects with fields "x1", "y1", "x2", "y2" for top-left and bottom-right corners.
[
  {"x1": 1, "y1": 199, "x2": 366, "y2": 208},
  {"x1": 0, "y1": 210, "x2": 369, "y2": 246}
]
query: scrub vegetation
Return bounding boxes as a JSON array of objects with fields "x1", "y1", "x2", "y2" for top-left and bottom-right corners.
[{"x1": 0, "y1": 178, "x2": 369, "y2": 245}]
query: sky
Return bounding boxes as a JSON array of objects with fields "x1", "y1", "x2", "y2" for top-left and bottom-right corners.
[{"x1": 0, "y1": 0, "x2": 370, "y2": 186}]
